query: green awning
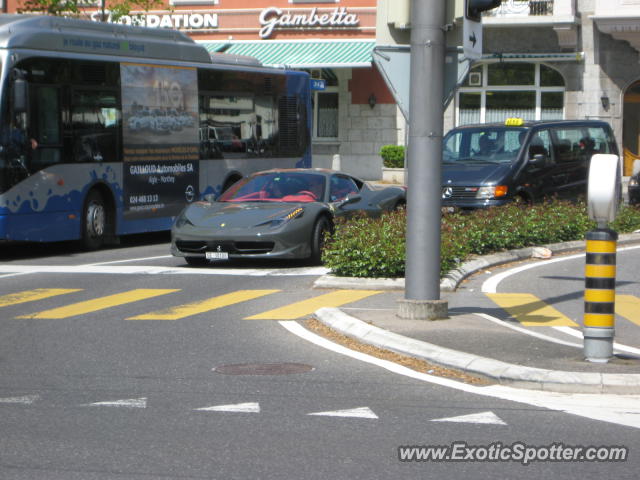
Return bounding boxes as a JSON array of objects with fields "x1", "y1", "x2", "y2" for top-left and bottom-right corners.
[{"x1": 200, "y1": 40, "x2": 376, "y2": 68}]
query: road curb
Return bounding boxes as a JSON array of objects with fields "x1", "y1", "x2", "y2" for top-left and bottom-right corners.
[
  {"x1": 313, "y1": 307, "x2": 640, "y2": 394},
  {"x1": 314, "y1": 232, "x2": 640, "y2": 291}
]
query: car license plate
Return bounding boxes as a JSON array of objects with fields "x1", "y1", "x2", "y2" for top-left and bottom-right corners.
[{"x1": 206, "y1": 251, "x2": 229, "y2": 260}]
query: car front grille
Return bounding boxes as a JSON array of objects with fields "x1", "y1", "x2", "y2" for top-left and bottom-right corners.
[
  {"x1": 176, "y1": 240, "x2": 275, "y2": 255},
  {"x1": 441, "y1": 186, "x2": 479, "y2": 200}
]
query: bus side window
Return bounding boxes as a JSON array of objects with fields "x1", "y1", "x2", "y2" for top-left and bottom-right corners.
[{"x1": 31, "y1": 86, "x2": 62, "y2": 169}]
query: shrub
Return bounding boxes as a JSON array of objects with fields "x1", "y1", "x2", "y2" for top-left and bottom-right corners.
[
  {"x1": 322, "y1": 201, "x2": 640, "y2": 278},
  {"x1": 379, "y1": 145, "x2": 405, "y2": 168}
]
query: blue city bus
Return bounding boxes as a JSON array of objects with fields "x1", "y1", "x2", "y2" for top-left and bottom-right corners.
[{"x1": 0, "y1": 15, "x2": 311, "y2": 249}]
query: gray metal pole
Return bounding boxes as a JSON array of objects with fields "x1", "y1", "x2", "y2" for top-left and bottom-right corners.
[{"x1": 399, "y1": 0, "x2": 447, "y2": 319}]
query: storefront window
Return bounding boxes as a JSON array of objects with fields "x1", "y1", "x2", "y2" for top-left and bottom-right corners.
[
  {"x1": 541, "y1": 92, "x2": 564, "y2": 120},
  {"x1": 457, "y1": 62, "x2": 565, "y2": 125},
  {"x1": 540, "y1": 65, "x2": 564, "y2": 87},
  {"x1": 316, "y1": 92, "x2": 338, "y2": 138},
  {"x1": 459, "y1": 92, "x2": 481, "y2": 125},
  {"x1": 487, "y1": 62, "x2": 535, "y2": 86},
  {"x1": 486, "y1": 91, "x2": 536, "y2": 122}
]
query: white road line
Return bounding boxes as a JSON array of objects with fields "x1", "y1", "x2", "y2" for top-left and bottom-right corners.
[
  {"x1": 0, "y1": 264, "x2": 330, "y2": 276},
  {"x1": 475, "y1": 313, "x2": 583, "y2": 348},
  {"x1": 279, "y1": 320, "x2": 640, "y2": 429},
  {"x1": 87, "y1": 255, "x2": 173, "y2": 266}
]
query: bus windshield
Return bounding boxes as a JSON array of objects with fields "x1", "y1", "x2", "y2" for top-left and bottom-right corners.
[{"x1": 443, "y1": 127, "x2": 527, "y2": 164}]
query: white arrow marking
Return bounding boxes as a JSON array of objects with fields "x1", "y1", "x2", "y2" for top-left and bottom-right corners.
[
  {"x1": 431, "y1": 411, "x2": 507, "y2": 425},
  {"x1": 195, "y1": 402, "x2": 260, "y2": 413},
  {"x1": 308, "y1": 407, "x2": 378, "y2": 419},
  {"x1": 84, "y1": 397, "x2": 147, "y2": 408},
  {"x1": 0, "y1": 395, "x2": 39, "y2": 405}
]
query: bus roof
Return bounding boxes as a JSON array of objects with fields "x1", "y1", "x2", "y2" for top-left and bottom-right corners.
[{"x1": 0, "y1": 14, "x2": 212, "y2": 64}]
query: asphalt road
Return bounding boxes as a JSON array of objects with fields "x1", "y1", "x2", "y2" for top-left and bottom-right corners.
[{"x1": 0, "y1": 236, "x2": 638, "y2": 479}]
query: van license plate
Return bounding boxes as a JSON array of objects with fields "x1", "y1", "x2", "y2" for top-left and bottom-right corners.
[{"x1": 206, "y1": 252, "x2": 229, "y2": 260}]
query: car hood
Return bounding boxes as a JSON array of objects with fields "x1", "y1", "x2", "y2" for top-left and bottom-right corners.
[
  {"x1": 181, "y1": 201, "x2": 310, "y2": 228},
  {"x1": 442, "y1": 162, "x2": 513, "y2": 186}
]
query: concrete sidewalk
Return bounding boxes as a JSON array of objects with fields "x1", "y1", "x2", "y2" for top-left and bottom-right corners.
[{"x1": 312, "y1": 232, "x2": 640, "y2": 394}]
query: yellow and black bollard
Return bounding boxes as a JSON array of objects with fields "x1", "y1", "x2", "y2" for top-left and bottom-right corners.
[{"x1": 583, "y1": 228, "x2": 618, "y2": 363}]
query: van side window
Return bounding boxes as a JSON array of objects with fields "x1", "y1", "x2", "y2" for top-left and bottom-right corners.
[
  {"x1": 551, "y1": 128, "x2": 584, "y2": 163},
  {"x1": 529, "y1": 129, "x2": 552, "y2": 158},
  {"x1": 587, "y1": 127, "x2": 612, "y2": 154}
]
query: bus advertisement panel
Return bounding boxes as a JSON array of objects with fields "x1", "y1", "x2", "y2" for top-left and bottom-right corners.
[{"x1": 121, "y1": 63, "x2": 199, "y2": 220}]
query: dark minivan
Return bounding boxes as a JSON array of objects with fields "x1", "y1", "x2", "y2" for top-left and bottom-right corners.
[{"x1": 441, "y1": 119, "x2": 618, "y2": 209}]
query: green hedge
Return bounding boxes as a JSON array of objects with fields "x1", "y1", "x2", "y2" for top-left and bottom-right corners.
[
  {"x1": 379, "y1": 145, "x2": 405, "y2": 168},
  {"x1": 322, "y1": 201, "x2": 640, "y2": 278}
]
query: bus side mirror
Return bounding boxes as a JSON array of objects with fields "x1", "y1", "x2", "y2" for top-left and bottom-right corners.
[{"x1": 12, "y1": 70, "x2": 28, "y2": 114}]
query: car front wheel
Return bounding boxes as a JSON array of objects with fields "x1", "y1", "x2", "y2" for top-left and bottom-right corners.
[{"x1": 310, "y1": 216, "x2": 331, "y2": 265}]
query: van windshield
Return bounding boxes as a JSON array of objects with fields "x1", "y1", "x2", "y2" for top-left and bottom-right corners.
[{"x1": 443, "y1": 127, "x2": 527, "y2": 164}]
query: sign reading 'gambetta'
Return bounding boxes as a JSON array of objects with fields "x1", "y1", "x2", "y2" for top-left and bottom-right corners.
[{"x1": 259, "y1": 7, "x2": 360, "y2": 38}]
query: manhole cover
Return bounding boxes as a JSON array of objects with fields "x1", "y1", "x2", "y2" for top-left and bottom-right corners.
[{"x1": 213, "y1": 363, "x2": 314, "y2": 375}]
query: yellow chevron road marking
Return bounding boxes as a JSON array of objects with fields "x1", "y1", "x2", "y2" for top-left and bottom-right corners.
[
  {"x1": 486, "y1": 293, "x2": 579, "y2": 327},
  {"x1": 0, "y1": 289, "x2": 82, "y2": 308},
  {"x1": 17, "y1": 289, "x2": 179, "y2": 319},
  {"x1": 245, "y1": 290, "x2": 382, "y2": 320},
  {"x1": 616, "y1": 295, "x2": 640, "y2": 326},
  {"x1": 127, "y1": 290, "x2": 281, "y2": 320}
]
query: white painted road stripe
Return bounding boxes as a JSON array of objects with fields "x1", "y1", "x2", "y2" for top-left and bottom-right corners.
[
  {"x1": 195, "y1": 402, "x2": 260, "y2": 413},
  {"x1": 0, "y1": 395, "x2": 39, "y2": 405},
  {"x1": 0, "y1": 265, "x2": 329, "y2": 277},
  {"x1": 83, "y1": 398, "x2": 147, "y2": 408},
  {"x1": 308, "y1": 407, "x2": 378, "y2": 419},
  {"x1": 431, "y1": 411, "x2": 507, "y2": 425}
]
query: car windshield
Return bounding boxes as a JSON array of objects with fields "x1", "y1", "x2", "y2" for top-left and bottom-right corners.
[
  {"x1": 219, "y1": 172, "x2": 326, "y2": 203},
  {"x1": 443, "y1": 127, "x2": 527, "y2": 164}
]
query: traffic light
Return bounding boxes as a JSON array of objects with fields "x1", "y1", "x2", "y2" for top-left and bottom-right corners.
[{"x1": 465, "y1": 0, "x2": 501, "y2": 22}]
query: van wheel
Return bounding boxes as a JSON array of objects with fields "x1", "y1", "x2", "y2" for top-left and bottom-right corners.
[
  {"x1": 82, "y1": 190, "x2": 107, "y2": 250},
  {"x1": 513, "y1": 194, "x2": 532, "y2": 206}
]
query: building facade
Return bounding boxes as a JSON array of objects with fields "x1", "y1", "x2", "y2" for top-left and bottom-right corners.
[
  {"x1": 377, "y1": 0, "x2": 640, "y2": 176},
  {"x1": 3, "y1": 0, "x2": 398, "y2": 180}
]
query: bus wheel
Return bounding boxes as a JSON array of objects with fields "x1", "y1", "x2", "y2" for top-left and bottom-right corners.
[{"x1": 82, "y1": 190, "x2": 107, "y2": 250}]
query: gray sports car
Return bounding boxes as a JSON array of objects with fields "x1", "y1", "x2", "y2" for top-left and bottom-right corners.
[{"x1": 171, "y1": 168, "x2": 406, "y2": 265}]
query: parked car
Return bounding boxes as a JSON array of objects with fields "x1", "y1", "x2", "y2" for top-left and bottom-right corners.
[
  {"x1": 441, "y1": 118, "x2": 619, "y2": 209},
  {"x1": 629, "y1": 160, "x2": 640, "y2": 205},
  {"x1": 170, "y1": 169, "x2": 406, "y2": 265}
]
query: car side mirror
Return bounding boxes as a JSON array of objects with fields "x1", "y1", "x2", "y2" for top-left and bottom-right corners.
[
  {"x1": 529, "y1": 153, "x2": 548, "y2": 168},
  {"x1": 337, "y1": 193, "x2": 362, "y2": 208}
]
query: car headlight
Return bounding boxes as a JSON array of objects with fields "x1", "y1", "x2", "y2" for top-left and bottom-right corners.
[
  {"x1": 255, "y1": 207, "x2": 304, "y2": 228},
  {"x1": 476, "y1": 185, "x2": 508, "y2": 199},
  {"x1": 630, "y1": 178, "x2": 639, "y2": 187}
]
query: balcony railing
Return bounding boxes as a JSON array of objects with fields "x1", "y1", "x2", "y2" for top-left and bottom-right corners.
[{"x1": 484, "y1": 0, "x2": 554, "y2": 17}]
